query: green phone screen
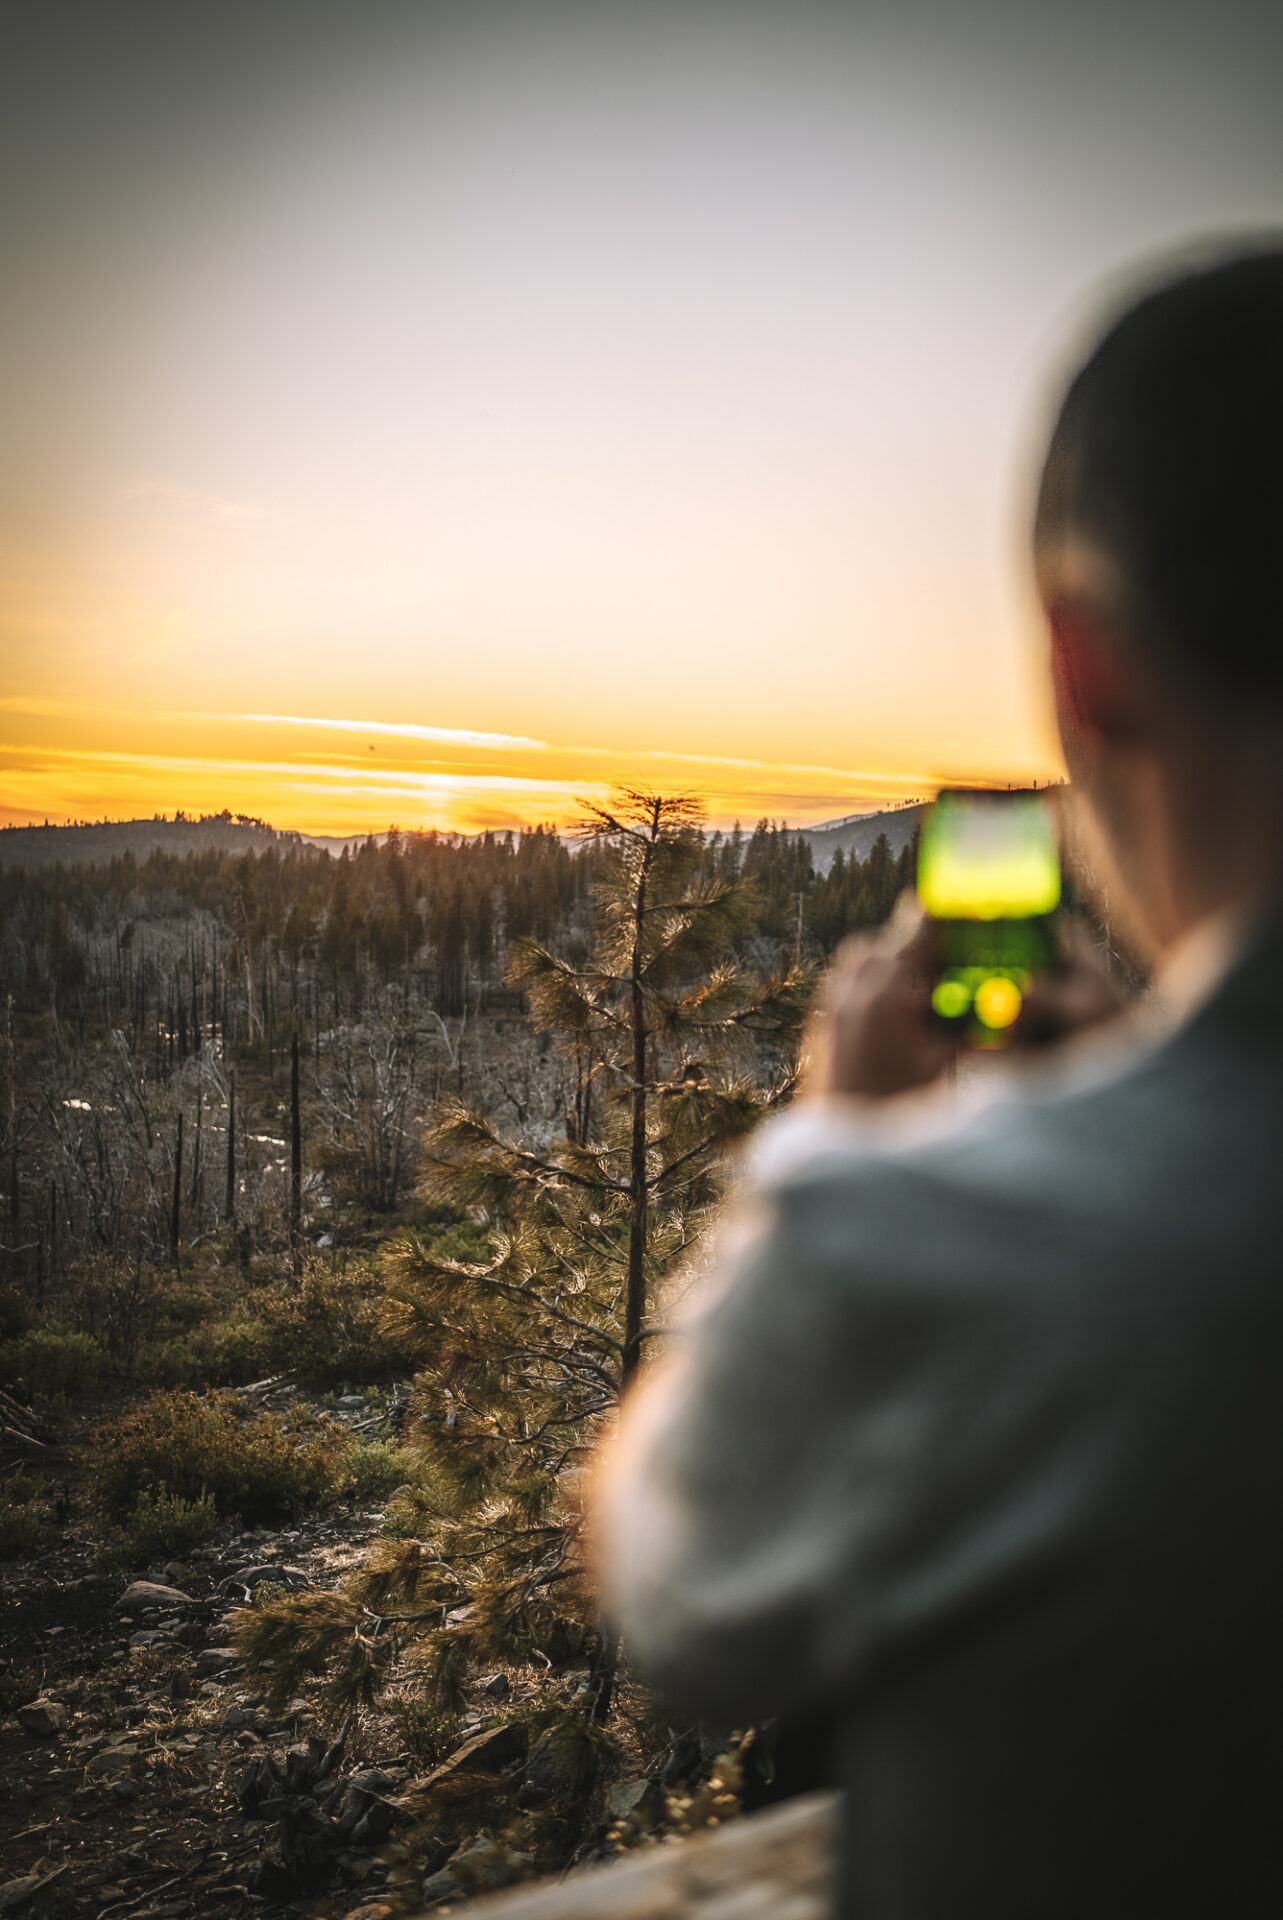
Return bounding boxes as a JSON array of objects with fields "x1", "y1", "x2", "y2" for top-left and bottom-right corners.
[{"x1": 918, "y1": 790, "x2": 1061, "y2": 1045}]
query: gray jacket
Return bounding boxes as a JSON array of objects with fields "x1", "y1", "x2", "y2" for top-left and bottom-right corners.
[{"x1": 601, "y1": 920, "x2": 1283, "y2": 1917}]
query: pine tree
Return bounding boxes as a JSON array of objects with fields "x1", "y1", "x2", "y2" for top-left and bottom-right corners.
[{"x1": 234, "y1": 790, "x2": 808, "y2": 1735}]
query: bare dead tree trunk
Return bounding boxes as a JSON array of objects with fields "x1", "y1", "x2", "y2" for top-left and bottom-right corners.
[
  {"x1": 5, "y1": 994, "x2": 17, "y2": 1271},
  {"x1": 171, "y1": 1110, "x2": 183, "y2": 1267},
  {"x1": 191, "y1": 1079, "x2": 203, "y2": 1218},
  {"x1": 290, "y1": 1031, "x2": 302, "y2": 1277},
  {"x1": 226, "y1": 1072, "x2": 237, "y2": 1227}
]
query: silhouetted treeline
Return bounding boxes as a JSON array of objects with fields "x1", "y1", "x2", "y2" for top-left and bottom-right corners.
[{"x1": 0, "y1": 818, "x2": 915, "y2": 1032}]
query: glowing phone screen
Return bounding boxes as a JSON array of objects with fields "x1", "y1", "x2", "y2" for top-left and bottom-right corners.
[{"x1": 917, "y1": 790, "x2": 1061, "y2": 1044}]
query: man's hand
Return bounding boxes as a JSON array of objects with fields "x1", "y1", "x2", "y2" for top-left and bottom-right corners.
[
  {"x1": 1017, "y1": 918, "x2": 1130, "y2": 1043},
  {"x1": 803, "y1": 907, "x2": 954, "y2": 1101},
  {"x1": 803, "y1": 905, "x2": 1130, "y2": 1102}
]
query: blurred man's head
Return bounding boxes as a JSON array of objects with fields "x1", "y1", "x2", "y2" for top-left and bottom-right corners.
[{"x1": 1034, "y1": 246, "x2": 1283, "y2": 955}]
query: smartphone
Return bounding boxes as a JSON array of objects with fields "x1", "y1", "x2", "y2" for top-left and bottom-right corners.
[{"x1": 917, "y1": 788, "x2": 1061, "y2": 1048}]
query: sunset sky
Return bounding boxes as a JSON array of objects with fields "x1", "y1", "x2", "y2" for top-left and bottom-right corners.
[{"x1": 3, "y1": 2, "x2": 1281, "y2": 834}]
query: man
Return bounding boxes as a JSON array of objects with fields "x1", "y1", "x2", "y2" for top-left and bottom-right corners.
[{"x1": 596, "y1": 248, "x2": 1283, "y2": 1916}]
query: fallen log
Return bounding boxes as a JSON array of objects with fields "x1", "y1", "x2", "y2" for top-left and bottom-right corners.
[{"x1": 414, "y1": 1789, "x2": 839, "y2": 1920}]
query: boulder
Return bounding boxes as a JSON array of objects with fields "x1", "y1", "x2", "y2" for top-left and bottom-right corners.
[
  {"x1": 350, "y1": 1801, "x2": 396, "y2": 1846},
  {"x1": 421, "y1": 1836, "x2": 534, "y2": 1906},
  {"x1": 335, "y1": 1768, "x2": 399, "y2": 1844},
  {"x1": 606, "y1": 1776, "x2": 665, "y2": 1825},
  {"x1": 519, "y1": 1724, "x2": 596, "y2": 1805},
  {"x1": 195, "y1": 1649, "x2": 241, "y2": 1679},
  {"x1": 115, "y1": 1581, "x2": 189, "y2": 1613},
  {"x1": 412, "y1": 1720, "x2": 528, "y2": 1794},
  {"x1": 0, "y1": 1868, "x2": 67, "y2": 1914},
  {"x1": 16, "y1": 1698, "x2": 67, "y2": 1738}
]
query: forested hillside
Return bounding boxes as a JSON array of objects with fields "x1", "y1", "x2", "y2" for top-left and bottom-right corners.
[{"x1": 0, "y1": 811, "x2": 915, "y2": 1287}]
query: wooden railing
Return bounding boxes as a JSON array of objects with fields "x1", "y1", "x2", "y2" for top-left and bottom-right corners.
[{"x1": 415, "y1": 1791, "x2": 839, "y2": 1920}]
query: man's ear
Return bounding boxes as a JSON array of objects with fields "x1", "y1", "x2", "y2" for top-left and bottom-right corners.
[{"x1": 1047, "y1": 596, "x2": 1143, "y2": 759}]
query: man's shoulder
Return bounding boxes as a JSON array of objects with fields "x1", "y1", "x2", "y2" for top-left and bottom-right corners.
[{"x1": 737, "y1": 1019, "x2": 1256, "y2": 1297}]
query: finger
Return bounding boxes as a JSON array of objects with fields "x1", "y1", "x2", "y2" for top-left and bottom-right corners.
[{"x1": 1020, "y1": 960, "x2": 1127, "y2": 1041}]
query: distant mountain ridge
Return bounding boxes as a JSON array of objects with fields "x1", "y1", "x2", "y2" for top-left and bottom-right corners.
[
  {"x1": 0, "y1": 802, "x2": 936, "y2": 873},
  {"x1": 0, "y1": 813, "x2": 384, "y2": 869},
  {"x1": 800, "y1": 804, "x2": 929, "y2": 875}
]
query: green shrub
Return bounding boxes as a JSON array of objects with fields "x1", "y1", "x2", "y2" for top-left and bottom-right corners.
[
  {"x1": 143, "y1": 1314, "x2": 276, "y2": 1390},
  {"x1": 343, "y1": 1437, "x2": 418, "y2": 1503},
  {"x1": 94, "y1": 1389, "x2": 349, "y2": 1522},
  {"x1": 0, "y1": 1506, "x2": 53, "y2": 1560},
  {"x1": 107, "y1": 1484, "x2": 218, "y2": 1564},
  {"x1": 2, "y1": 1469, "x2": 43, "y2": 1507},
  {"x1": 0, "y1": 1469, "x2": 56, "y2": 1559},
  {"x1": 260, "y1": 1260, "x2": 408, "y2": 1389},
  {"x1": 0, "y1": 1328, "x2": 104, "y2": 1397}
]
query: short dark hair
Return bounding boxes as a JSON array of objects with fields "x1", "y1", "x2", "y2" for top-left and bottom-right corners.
[{"x1": 1035, "y1": 245, "x2": 1283, "y2": 700}]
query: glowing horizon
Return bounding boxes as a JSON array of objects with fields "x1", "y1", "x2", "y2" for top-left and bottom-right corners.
[{"x1": 0, "y1": 700, "x2": 987, "y2": 836}]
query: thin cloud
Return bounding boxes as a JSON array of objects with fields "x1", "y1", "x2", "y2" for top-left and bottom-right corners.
[
  {"x1": 0, "y1": 744, "x2": 588, "y2": 795},
  {"x1": 198, "y1": 712, "x2": 550, "y2": 752},
  {"x1": 194, "y1": 711, "x2": 936, "y2": 789}
]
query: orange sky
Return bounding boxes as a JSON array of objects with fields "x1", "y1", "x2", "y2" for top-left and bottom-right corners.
[
  {"x1": 0, "y1": 698, "x2": 966, "y2": 835},
  {"x1": 4, "y1": 7, "x2": 1278, "y2": 835}
]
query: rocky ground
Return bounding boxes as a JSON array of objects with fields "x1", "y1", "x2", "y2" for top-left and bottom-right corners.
[
  {"x1": 1, "y1": 1397, "x2": 410, "y2": 1920},
  {"x1": 0, "y1": 1389, "x2": 698, "y2": 1920}
]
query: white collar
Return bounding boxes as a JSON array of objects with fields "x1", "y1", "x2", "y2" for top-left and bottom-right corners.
[{"x1": 1148, "y1": 902, "x2": 1259, "y2": 1028}]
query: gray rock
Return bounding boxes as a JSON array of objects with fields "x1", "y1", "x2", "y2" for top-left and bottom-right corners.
[
  {"x1": 418, "y1": 1865, "x2": 462, "y2": 1906},
  {"x1": 115, "y1": 1581, "x2": 189, "y2": 1613},
  {"x1": 0, "y1": 1868, "x2": 67, "y2": 1913},
  {"x1": 336, "y1": 1767, "x2": 398, "y2": 1837},
  {"x1": 428, "y1": 1837, "x2": 533, "y2": 1898},
  {"x1": 350, "y1": 1801, "x2": 396, "y2": 1845},
  {"x1": 0, "y1": 1880, "x2": 42, "y2": 1916},
  {"x1": 413, "y1": 1719, "x2": 528, "y2": 1793},
  {"x1": 607, "y1": 1776, "x2": 664, "y2": 1824},
  {"x1": 86, "y1": 1744, "x2": 138, "y2": 1776},
  {"x1": 195, "y1": 1649, "x2": 241, "y2": 1678},
  {"x1": 161, "y1": 1561, "x2": 191, "y2": 1587},
  {"x1": 16, "y1": 1698, "x2": 67, "y2": 1738},
  {"x1": 480, "y1": 1671, "x2": 510, "y2": 1700},
  {"x1": 519, "y1": 1724, "x2": 595, "y2": 1804}
]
